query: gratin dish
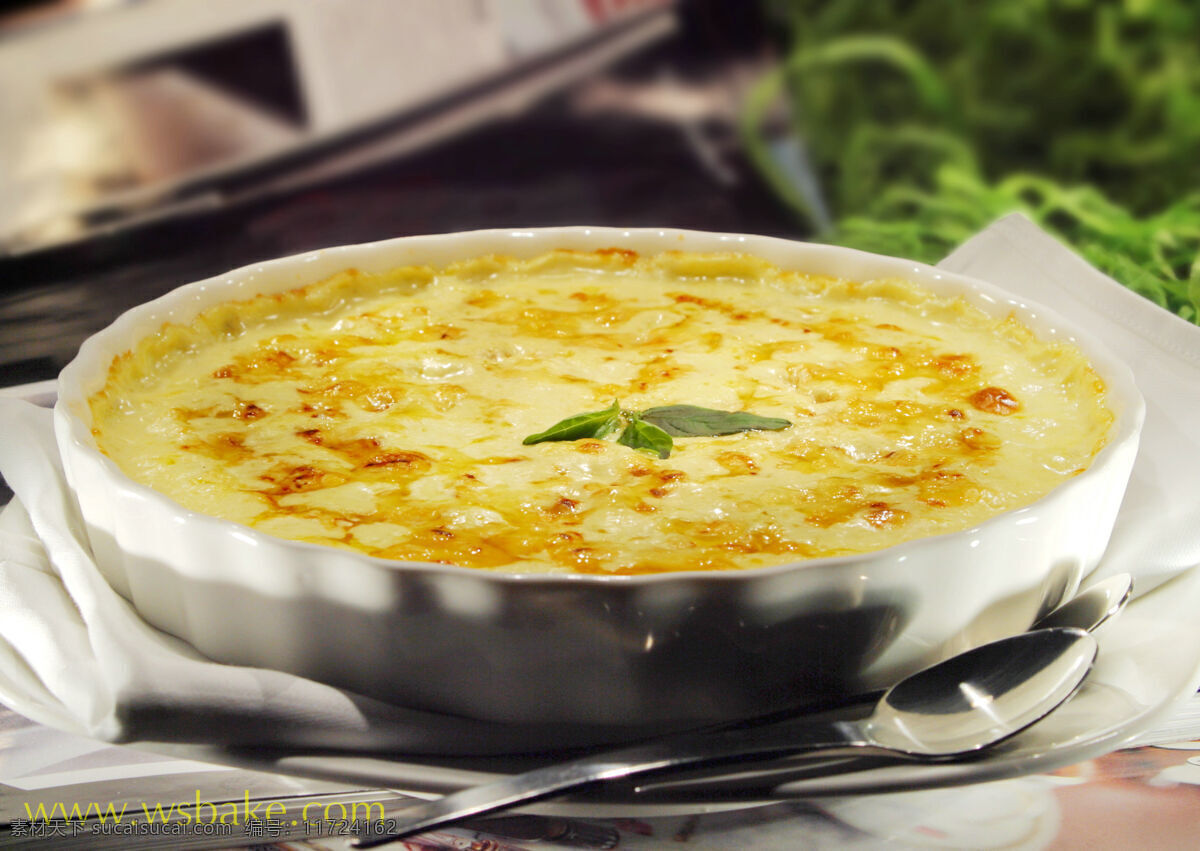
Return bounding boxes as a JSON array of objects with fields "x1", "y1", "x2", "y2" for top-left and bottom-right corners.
[{"x1": 53, "y1": 227, "x2": 1144, "y2": 748}]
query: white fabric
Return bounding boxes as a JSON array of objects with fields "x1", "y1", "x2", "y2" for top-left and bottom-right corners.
[{"x1": 1, "y1": 213, "x2": 1198, "y2": 754}]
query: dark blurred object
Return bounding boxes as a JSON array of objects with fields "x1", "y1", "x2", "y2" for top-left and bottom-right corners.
[
  {"x1": 0, "y1": 0, "x2": 680, "y2": 258},
  {"x1": 0, "y1": 0, "x2": 793, "y2": 388}
]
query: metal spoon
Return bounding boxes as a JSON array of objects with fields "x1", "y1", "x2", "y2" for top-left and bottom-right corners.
[
  {"x1": 354, "y1": 626, "x2": 1096, "y2": 847},
  {"x1": 623, "y1": 573, "x2": 1134, "y2": 801},
  {"x1": 1031, "y1": 573, "x2": 1132, "y2": 633}
]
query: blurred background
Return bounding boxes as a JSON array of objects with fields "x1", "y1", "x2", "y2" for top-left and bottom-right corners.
[{"x1": 1, "y1": 0, "x2": 1198, "y2": 389}]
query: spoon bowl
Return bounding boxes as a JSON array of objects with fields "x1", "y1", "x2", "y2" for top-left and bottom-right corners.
[
  {"x1": 866, "y1": 626, "x2": 1097, "y2": 754},
  {"x1": 356, "y1": 626, "x2": 1097, "y2": 846},
  {"x1": 1033, "y1": 573, "x2": 1132, "y2": 633}
]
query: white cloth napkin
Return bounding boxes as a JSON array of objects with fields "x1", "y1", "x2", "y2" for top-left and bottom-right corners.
[{"x1": 1, "y1": 213, "x2": 1198, "y2": 756}]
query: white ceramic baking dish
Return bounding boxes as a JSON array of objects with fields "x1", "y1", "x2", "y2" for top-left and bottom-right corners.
[{"x1": 53, "y1": 227, "x2": 1144, "y2": 750}]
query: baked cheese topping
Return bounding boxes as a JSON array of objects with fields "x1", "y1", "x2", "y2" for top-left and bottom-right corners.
[{"x1": 89, "y1": 249, "x2": 1113, "y2": 574}]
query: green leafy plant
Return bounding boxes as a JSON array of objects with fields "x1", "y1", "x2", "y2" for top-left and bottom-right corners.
[{"x1": 743, "y1": 0, "x2": 1200, "y2": 323}]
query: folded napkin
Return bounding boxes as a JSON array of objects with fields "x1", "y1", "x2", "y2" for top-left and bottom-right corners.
[{"x1": 2, "y1": 214, "x2": 1199, "y2": 756}]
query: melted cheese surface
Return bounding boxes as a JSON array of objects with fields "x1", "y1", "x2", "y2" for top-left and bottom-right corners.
[{"x1": 90, "y1": 250, "x2": 1113, "y2": 574}]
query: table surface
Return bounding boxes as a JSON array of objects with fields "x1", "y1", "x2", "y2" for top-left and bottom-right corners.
[{"x1": 2, "y1": 12, "x2": 1199, "y2": 848}]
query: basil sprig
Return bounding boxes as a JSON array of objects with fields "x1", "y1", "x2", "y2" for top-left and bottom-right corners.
[
  {"x1": 523, "y1": 401, "x2": 790, "y2": 459},
  {"x1": 640, "y1": 405, "x2": 791, "y2": 437}
]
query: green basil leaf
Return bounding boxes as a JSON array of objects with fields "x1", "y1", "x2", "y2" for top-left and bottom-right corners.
[
  {"x1": 617, "y1": 418, "x2": 674, "y2": 459},
  {"x1": 522, "y1": 400, "x2": 621, "y2": 445},
  {"x1": 640, "y1": 405, "x2": 791, "y2": 437}
]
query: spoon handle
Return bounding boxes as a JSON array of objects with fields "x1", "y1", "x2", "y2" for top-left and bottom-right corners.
[{"x1": 353, "y1": 720, "x2": 866, "y2": 847}]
